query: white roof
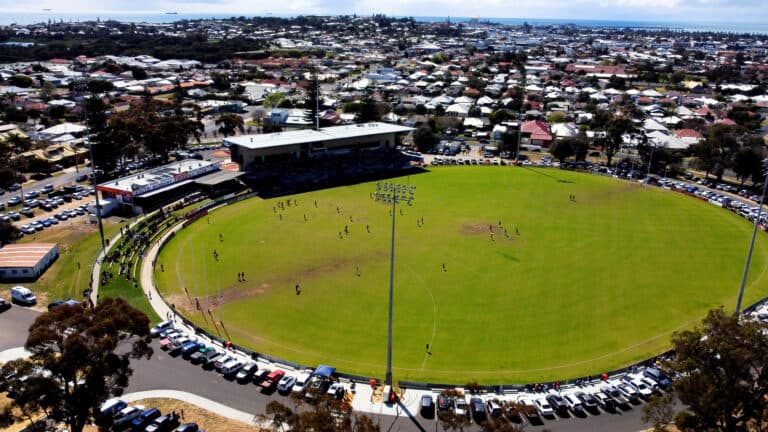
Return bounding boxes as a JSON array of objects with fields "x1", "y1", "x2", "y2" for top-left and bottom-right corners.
[
  {"x1": 224, "y1": 123, "x2": 414, "y2": 151},
  {"x1": 40, "y1": 123, "x2": 86, "y2": 136}
]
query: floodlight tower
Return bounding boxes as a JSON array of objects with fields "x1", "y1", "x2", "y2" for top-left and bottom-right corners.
[
  {"x1": 373, "y1": 180, "x2": 415, "y2": 396},
  {"x1": 735, "y1": 159, "x2": 768, "y2": 315}
]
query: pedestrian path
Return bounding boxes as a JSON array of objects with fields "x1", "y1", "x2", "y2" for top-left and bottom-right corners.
[
  {"x1": 0, "y1": 347, "x2": 32, "y2": 363},
  {"x1": 122, "y1": 390, "x2": 259, "y2": 425}
]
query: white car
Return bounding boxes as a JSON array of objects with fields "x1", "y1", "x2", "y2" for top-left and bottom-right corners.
[
  {"x1": 326, "y1": 382, "x2": 345, "y2": 399},
  {"x1": 563, "y1": 393, "x2": 584, "y2": 415},
  {"x1": 454, "y1": 397, "x2": 469, "y2": 417},
  {"x1": 631, "y1": 378, "x2": 655, "y2": 398},
  {"x1": 277, "y1": 375, "x2": 296, "y2": 393},
  {"x1": 292, "y1": 372, "x2": 311, "y2": 393},
  {"x1": 534, "y1": 397, "x2": 554, "y2": 417}
]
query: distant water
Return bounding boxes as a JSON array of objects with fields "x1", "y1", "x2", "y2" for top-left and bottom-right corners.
[{"x1": 0, "y1": 12, "x2": 766, "y2": 35}]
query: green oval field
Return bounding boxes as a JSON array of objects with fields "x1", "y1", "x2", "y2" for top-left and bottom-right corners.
[{"x1": 155, "y1": 166, "x2": 768, "y2": 384}]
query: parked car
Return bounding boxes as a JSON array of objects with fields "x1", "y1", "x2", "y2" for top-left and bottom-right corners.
[
  {"x1": 575, "y1": 391, "x2": 599, "y2": 412},
  {"x1": 486, "y1": 399, "x2": 502, "y2": 418},
  {"x1": 534, "y1": 397, "x2": 554, "y2": 417},
  {"x1": 291, "y1": 371, "x2": 311, "y2": 393},
  {"x1": 7, "y1": 196, "x2": 21, "y2": 206},
  {"x1": 617, "y1": 382, "x2": 640, "y2": 403},
  {"x1": 592, "y1": 391, "x2": 616, "y2": 412},
  {"x1": 304, "y1": 377, "x2": 330, "y2": 401},
  {"x1": 643, "y1": 367, "x2": 672, "y2": 389},
  {"x1": 221, "y1": 360, "x2": 244, "y2": 378},
  {"x1": 470, "y1": 397, "x2": 486, "y2": 423},
  {"x1": 563, "y1": 394, "x2": 585, "y2": 415},
  {"x1": 602, "y1": 385, "x2": 630, "y2": 407},
  {"x1": 75, "y1": 173, "x2": 89, "y2": 182},
  {"x1": 11, "y1": 286, "x2": 36, "y2": 306},
  {"x1": 454, "y1": 397, "x2": 469, "y2": 418},
  {"x1": 150, "y1": 320, "x2": 173, "y2": 338},
  {"x1": 174, "y1": 423, "x2": 199, "y2": 432},
  {"x1": 112, "y1": 405, "x2": 145, "y2": 431},
  {"x1": 420, "y1": 395, "x2": 435, "y2": 418},
  {"x1": 0, "y1": 298, "x2": 11, "y2": 312},
  {"x1": 132, "y1": 407, "x2": 161, "y2": 430},
  {"x1": 326, "y1": 382, "x2": 345, "y2": 399},
  {"x1": 181, "y1": 341, "x2": 206, "y2": 358},
  {"x1": 260, "y1": 369, "x2": 285, "y2": 390},
  {"x1": 235, "y1": 363, "x2": 258, "y2": 383},
  {"x1": 276, "y1": 375, "x2": 297, "y2": 393},
  {"x1": 145, "y1": 414, "x2": 178, "y2": 432},
  {"x1": 546, "y1": 393, "x2": 569, "y2": 415}
]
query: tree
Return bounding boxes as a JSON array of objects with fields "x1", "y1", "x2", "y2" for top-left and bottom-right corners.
[
  {"x1": 604, "y1": 116, "x2": 634, "y2": 167},
  {"x1": 303, "y1": 70, "x2": 319, "y2": 129},
  {"x1": 546, "y1": 111, "x2": 567, "y2": 124},
  {"x1": 3, "y1": 298, "x2": 153, "y2": 432},
  {"x1": 413, "y1": 126, "x2": 438, "y2": 153},
  {"x1": 260, "y1": 395, "x2": 379, "y2": 432},
  {"x1": 86, "y1": 79, "x2": 114, "y2": 94},
  {"x1": 549, "y1": 139, "x2": 574, "y2": 163},
  {"x1": 733, "y1": 146, "x2": 762, "y2": 186},
  {"x1": 131, "y1": 67, "x2": 147, "y2": 80},
  {"x1": 8, "y1": 74, "x2": 33, "y2": 88},
  {"x1": 650, "y1": 308, "x2": 768, "y2": 432},
  {"x1": 216, "y1": 113, "x2": 245, "y2": 137},
  {"x1": 263, "y1": 92, "x2": 286, "y2": 109}
]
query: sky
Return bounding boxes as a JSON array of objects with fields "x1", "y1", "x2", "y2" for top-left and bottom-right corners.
[{"x1": 0, "y1": 0, "x2": 765, "y2": 23}]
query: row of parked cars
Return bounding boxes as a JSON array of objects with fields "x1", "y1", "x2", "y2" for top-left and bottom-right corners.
[
  {"x1": 420, "y1": 366, "x2": 672, "y2": 426},
  {"x1": 98, "y1": 399, "x2": 201, "y2": 432},
  {"x1": 150, "y1": 321, "x2": 348, "y2": 402}
]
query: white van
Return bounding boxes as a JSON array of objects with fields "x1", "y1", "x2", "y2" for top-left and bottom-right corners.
[{"x1": 11, "y1": 286, "x2": 36, "y2": 305}]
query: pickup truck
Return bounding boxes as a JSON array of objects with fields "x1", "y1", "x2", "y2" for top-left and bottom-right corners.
[{"x1": 260, "y1": 369, "x2": 285, "y2": 390}]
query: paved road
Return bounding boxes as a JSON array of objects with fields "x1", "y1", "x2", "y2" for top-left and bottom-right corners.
[{"x1": 1, "y1": 306, "x2": 650, "y2": 432}]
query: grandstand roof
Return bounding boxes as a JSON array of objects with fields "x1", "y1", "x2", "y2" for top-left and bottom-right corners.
[{"x1": 223, "y1": 122, "x2": 414, "y2": 151}]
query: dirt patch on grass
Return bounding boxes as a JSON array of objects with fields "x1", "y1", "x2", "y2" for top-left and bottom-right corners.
[
  {"x1": 134, "y1": 398, "x2": 261, "y2": 432},
  {"x1": 201, "y1": 251, "x2": 387, "y2": 307},
  {"x1": 460, "y1": 222, "x2": 493, "y2": 235}
]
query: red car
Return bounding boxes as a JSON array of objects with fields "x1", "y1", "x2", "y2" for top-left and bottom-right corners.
[{"x1": 260, "y1": 369, "x2": 285, "y2": 390}]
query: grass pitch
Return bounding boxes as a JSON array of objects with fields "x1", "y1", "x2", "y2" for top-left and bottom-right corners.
[{"x1": 156, "y1": 166, "x2": 768, "y2": 384}]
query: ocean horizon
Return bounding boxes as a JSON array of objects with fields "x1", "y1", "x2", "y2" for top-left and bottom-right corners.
[{"x1": 0, "y1": 12, "x2": 766, "y2": 35}]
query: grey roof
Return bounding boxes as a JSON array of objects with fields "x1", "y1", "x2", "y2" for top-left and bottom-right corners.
[{"x1": 223, "y1": 122, "x2": 414, "y2": 151}]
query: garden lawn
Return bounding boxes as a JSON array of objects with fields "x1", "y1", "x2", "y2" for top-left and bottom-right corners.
[{"x1": 155, "y1": 166, "x2": 768, "y2": 384}]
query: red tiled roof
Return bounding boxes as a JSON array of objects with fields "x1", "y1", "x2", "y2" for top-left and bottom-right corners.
[
  {"x1": 674, "y1": 129, "x2": 703, "y2": 139},
  {"x1": 715, "y1": 118, "x2": 737, "y2": 126},
  {"x1": 522, "y1": 120, "x2": 553, "y2": 142}
]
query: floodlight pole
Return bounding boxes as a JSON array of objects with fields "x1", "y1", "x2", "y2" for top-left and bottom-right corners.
[
  {"x1": 76, "y1": 78, "x2": 106, "y2": 255},
  {"x1": 374, "y1": 181, "x2": 415, "y2": 390},
  {"x1": 735, "y1": 160, "x2": 768, "y2": 315},
  {"x1": 385, "y1": 192, "x2": 396, "y2": 387}
]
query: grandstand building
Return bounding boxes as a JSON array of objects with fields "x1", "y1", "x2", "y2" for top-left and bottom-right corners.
[{"x1": 223, "y1": 122, "x2": 414, "y2": 188}]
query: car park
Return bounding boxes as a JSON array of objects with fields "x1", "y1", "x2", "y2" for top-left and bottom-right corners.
[
  {"x1": 8, "y1": 196, "x2": 21, "y2": 206},
  {"x1": 7, "y1": 211, "x2": 19, "y2": 220},
  {"x1": 236, "y1": 362, "x2": 258, "y2": 383},
  {"x1": 275, "y1": 374, "x2": 296, "y2": 393},
  {"x1": 0, "y1": 298, "x2": 10, "y2": 312},
  {"x1": 420, "y1": 395, "x2": 435, "y2": 418},
  {"x1": 181, "y1": 341, "x2": 206, "y2": 358},
  {"x1": 534, "y1": 397, "x2": 554, "y2": 417},
  {"x1": 213, "y1": 355, "x2": 234, "y2": 372},
  {"x1": 20, "y1": 207, "x2": 34, "y2": 217},
  {"x1": 253, "y1": 369, "x2": 271, "y2": 386},
  {"x1": 189, "y1": 346, "x2": 215, "y2": 364}
]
